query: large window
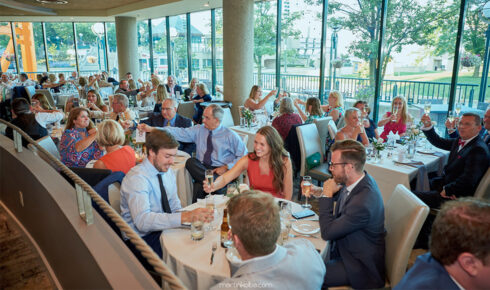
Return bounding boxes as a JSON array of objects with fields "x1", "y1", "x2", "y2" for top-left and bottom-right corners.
[
  {"x1": 190, "y1": 11, "x2": 212, "y2": 90},
  {"x1": 254, "y1": 0, "x2": 277, "y2": 89},
  {"x1": 12, "y1": 22, "x2": 47, "y2": 74},
  {"x1": 280, "y1": 0, "x2": 323, "y2": 98},
  {"x1": 137, "y1": 20, "x2": 151, "y2": 80},
  {"x1": 151, "y1": 17, "x2": 168, "y2": 78},
  {"x1": 75, "y1": 22, "x2": 107, "y2": 74},
  {"x1": 169, "y1": 15, "x2": 189, "y2": 85},
  {"x1": 106, "y1": 22, "x2": 118, "y2": 78},
  {"x1": 1, "y1": 22, "x2": 17, "y2": 73},
  {"x1": 44, "y1": 23, "x2": 77, "y2": 72},
  {"x1": 215, "y1": 9, "x2": 224, "y2": 89}
]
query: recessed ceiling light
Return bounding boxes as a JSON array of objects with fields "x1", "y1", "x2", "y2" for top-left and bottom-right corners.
[{"x1": 36, "y1": 0, "x2": 68, "y2": 4}]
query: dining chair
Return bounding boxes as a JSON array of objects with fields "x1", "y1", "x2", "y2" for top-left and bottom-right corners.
[
  {"x1": 35, "y1": 89, "x2": 56, "y2": 108},
  {"x1": 313, "y1": 116, "x2": 332, "y2": 147},
  {"x1": 384, "y1": 184, "x2": 429, "y2": 287},
  {"x1": 28, "y1": 137, "x2": 61, "y2": 171},
  {"x1": 221, "y1": 107, "x2": 235, "y2": 127},
  {"x1": 176, "y1": 101, "x2": 195, "y2": 120},
  {"x1": 24, "y1": 86, "x2": 36, "y2": 102},
  {"x1": 474, "y1": 167, "x2": 490, "y2": 200},
  {"x1": 296, "y1": 123, "x2": 331, "y2": 182},
  {"x1": 327, "y1": 119, "x2": 338, "y2": 140}
]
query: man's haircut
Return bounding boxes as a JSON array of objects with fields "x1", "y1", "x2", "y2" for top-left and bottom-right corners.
[
  {"x1": 113, "y1": 93, "x2": 129, "y2": 108},
  {"x1": 20, "y1": 73, "x2": 28, "y2": 79},
  {"x1": 11, "y1": 98, "x2": 30, "y2": 115},
  {"x1": 461, "y1": 112, "x2": 481, "y2": 126},
  {"x1": 208, "y1": 104, "x2": 224, "y2": 122},
  {"x1": 227, "y1": 190, "x2": 280, "y2": 257},
  {"x1": 145, "y1": 129, "x2": 179, "y2": 155},
  {"x1": 430, "y1": 198, "x2": 490, "y2": 266},
  {"x1": 330, "y1": 139, "x2": 366, "y2": 172}
]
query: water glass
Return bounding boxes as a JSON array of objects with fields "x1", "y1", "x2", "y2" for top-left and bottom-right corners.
[
  {"x1": 226, "y1": 183, "x2": 237, "y2": 197},
  {"x1": 191, "y1": 217, "x2": 204, "y2": 241},
  {"x1": 279, "y1": 201, "x2": 292, "y2": 218},
  {"x1": 240, "y1": 117, "x2": 246, "y2": 128},
  {"x1": 278, "y1": 219, "x2": 291, "y2": 245}
]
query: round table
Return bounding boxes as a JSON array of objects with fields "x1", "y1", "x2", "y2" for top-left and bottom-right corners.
[{"x1": 160, "y1": 197, "x2": 327, "y2": 290}]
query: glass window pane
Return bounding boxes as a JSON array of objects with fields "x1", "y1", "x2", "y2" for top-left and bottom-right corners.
[
  {"x1": 169, "y1": 15, "x2": 189, "y2": 85},
  {"x1": 137, "y1": 20, "x2": 151, "y2": 80},
  {"x1": 151, "y1": 17, "x2": 168, "y2": 78},
  {"x1": 75, "y1": 22, "x2": 107, "y2": 75},
  {"x1": 0, "y1": 22, "x2": 17, "y2": 73},
  {"x1": 216, "y1": 9, "x2": 224, "y2": 89},
  {"x1": 44, "y1": 22, "x2": 77, "y2": 73},
  {"x1": 190, "y1": 11, "x2": 212, "y2": 91},
  {"x1": 12, "y1": 22, "x2": 46, "y2": 75},
  {"x1": 377, "y1": 0, "x2": 460, "y2": 135},
  {"x1": 457, "y1": 1, "x2": 488, "y2": 118},
  {"x1": 280, "y1": 0, "x2": 322, "y2": 98},
  {"x1": 106, "y1": 22, "x2": 118, "y2": 79},
  {"x1": 254, "y1": 0, "x2": 277, "y2": 90}
]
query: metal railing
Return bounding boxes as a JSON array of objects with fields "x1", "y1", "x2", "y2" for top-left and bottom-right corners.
[{"x1": 0, "y1": 120, "x2": 186, "y2": 290}]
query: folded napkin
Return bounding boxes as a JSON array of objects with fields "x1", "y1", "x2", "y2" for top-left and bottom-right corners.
[
  {"x1": 395, "y1": 161, "x2": 430, "y2": 192},
  {"x1": 417, "y1": 151, "x2": 446, "y2": 176}
]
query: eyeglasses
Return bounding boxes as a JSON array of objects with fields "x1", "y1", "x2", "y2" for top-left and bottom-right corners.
[
  {"x1": 328, "y1": 161, "x2": 349, "y2": 168},
  {"x1": 161, "y1": 107, "x2": 174, "y2": 111}
]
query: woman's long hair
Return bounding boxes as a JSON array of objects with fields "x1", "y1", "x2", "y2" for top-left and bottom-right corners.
[
  {"x1": 65, "y1": 107, "x2": 95, "y2": 131},
  {"x1": 32, "y1": 93, "x2": 53, "y2": 110},
  {"x1": 156, "y1": 84, "x2": 168, "y2": 103},
  {"x1": 306, "y1": 97, "x2": 323, "y2": 117},
  {"x1": 248, "y1": 85, "x2": 261, "y2": 102},
  {"x1": 87, "y1": 89, "x2": 105, "y2": 108},
  {"x1": 248, "y1": 126, "x2": 289, "y2": 193},
  {"x1": 391, "y1": 96, "x2": 411, "y2": 124}
]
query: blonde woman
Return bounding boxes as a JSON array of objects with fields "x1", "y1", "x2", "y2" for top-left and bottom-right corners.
[
  {"x1": 378, "y1": 96, "x2": 412, "y2": 141},
  {"x1": 244, "y1": 85, "x2": 277, "y2": 111},
  {"x1": 93, "y1": 120, "x2": 136, "y2": 174},
  {"x1": 335, "y1": 108, "x2": 369, "y2": 146},
  {"x1": 184, "y1": 77, "x2": 198, "y2": 101},
  {"x1": 31, "y1": 93, "x2": 54, "y2": 110},
  {"x1": 86, "y1": 89, "x2": 109, "y2": 112},
  {"x1": 128, "y1": 79, "x2": 137, "y2": 90},
  {"x1": 321, "y1": 90, "x2": 344, "y2": 122}
]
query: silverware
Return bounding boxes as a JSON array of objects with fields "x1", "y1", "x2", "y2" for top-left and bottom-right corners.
[{"x1": 210, "y1": 242, "x2": 217, "y2": 265}]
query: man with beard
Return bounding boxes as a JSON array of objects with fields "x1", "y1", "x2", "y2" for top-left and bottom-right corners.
[{"x1": 305, "y1": 140, "x2": 386, "y2": 289}]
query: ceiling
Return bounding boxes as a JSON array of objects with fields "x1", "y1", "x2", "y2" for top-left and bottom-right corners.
[{"x1": 0, "y1": 0, "x2": 223, "y2": 22}]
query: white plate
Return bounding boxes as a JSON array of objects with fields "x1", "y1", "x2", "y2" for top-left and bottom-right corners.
[{"x1": 292, "y1": 220, "x2": 320, "y2": 235}]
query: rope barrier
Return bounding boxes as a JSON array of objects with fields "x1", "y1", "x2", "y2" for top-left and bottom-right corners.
[{"x1": 0, "y1": 119, "x2": 186, "y2": 290}]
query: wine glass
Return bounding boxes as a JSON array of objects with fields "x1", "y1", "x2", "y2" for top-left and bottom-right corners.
[
  {"x1": 301, "y1": 176, "x2": 312, "y2": 209},
  {"x1": 392, "y1": 106, "x2": 399, "y2": 122},
  {"x1": 455, "y1": 103, "x2": 462, "y2": 116},
  {"x1": 424, "y1": 101, "x2": 431, "y2": 116},
  {"x1": 447, "y1": 111, "x2": 455, "y2": 123}
]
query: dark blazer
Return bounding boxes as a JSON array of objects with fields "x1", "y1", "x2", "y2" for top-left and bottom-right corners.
[
  {"x1": 142, "y1": 113, "x2": 195, "y2": 155},
  {"x1": 394, "y1": 252, "x2": 459, "y2": 290},
  {"x1": 424, "y1": 127, "x2": 489, "y2": 197},
  {"x1": 5, "y1": 114, "x2": 48, "y2": 147},
  {"x1": 449, "y1": 128, "x2": 490, "y2": 150},
  {"x1": 319, "y1": 173, "x2": 386, "y2": 289},
  {"x1": 165, "y1": 84, "x2": 183, "y2": 95}
]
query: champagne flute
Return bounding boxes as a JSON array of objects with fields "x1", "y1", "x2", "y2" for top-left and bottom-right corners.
[
  {"x1": 455, "y1": 103, "x2": 461, "y2": 116},
  {"x1": 205, "y1": 169, "x2": 214, "y2": 191},
  {"x1": 447, "y1": 111, "x2": 455, "y2": 123},
  {"x1": 424, "y1": 101, "x2": 431, "y2": 116},
  {"x1": 302, "y1": 176, "x2": 312, "y2": 209},
  {"x1": 392, "y1": 106, "x2": 399, "y2": 122}
]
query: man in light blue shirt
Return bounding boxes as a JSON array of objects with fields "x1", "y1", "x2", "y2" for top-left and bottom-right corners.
[
  {"x1": 120, "y1": 129, "x2": 213, "y2": 259},
  {"x1": 139, "y1": 104, "x2": 247, "y2": 202}
]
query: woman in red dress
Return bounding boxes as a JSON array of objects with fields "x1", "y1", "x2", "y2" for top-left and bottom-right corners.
[
  {"x1": 203, "y1": 126, "x2": 293, "y2": 200},
  {"x1": 378, "y1": 96, "x2": 413, "y2": 141}
]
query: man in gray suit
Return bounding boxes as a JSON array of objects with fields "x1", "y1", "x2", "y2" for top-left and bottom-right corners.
[
  {"x1": 307, "y1": 140, "x2": 385, "y2": 289},
  {"x1": 211, "y1": 191, "x2": 325, "y2": 290}
]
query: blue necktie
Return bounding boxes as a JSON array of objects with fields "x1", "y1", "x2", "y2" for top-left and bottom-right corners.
[
  {"x1": 336, "y1": 187, "x2": 348, "y2": 215},
  {"x1": 203, "y1": 130, "x2": 213, "y2": 166}
]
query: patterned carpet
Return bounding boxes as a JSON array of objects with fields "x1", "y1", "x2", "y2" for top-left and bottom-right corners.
[{"x1": 0, "y1": 205, "x2": 55, "y2": 289}]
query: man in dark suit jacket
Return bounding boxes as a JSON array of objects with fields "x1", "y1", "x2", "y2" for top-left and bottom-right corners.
[
  {"x1": 307, "y1": 140, "x2": 385, "y2": 289},
  {"x1": 395, "y1": 198, "x2": 490, "y2": 290},
  {"x1": 446, "y1": 107, "x2": 490, "y2": 150},
  {"x1": 165, "y1": 75, "x2": 183, "y2": 98},
  {"x1": 141, "y1": 98, "x2": 195, "y2": 155},
  {"x1": 417, "y1": 112, "x2": 489, "y2": 209}
]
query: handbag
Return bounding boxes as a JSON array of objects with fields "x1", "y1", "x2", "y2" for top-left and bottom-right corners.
[{"x1": 306, "y1": 152, "x2": 321, "y2": 170}]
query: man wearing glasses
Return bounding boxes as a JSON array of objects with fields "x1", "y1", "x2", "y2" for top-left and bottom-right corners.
[
  {"x1": 305, "y1": 140, "x2": 385, "y2": 289},
  {"x1": 140, "y1": 98, "x2": 195, "y2": 155}
]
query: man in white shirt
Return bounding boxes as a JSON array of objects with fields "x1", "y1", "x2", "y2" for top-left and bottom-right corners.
[{"x1": 211, "y1": 191, "x2": 325, "y2": 290}]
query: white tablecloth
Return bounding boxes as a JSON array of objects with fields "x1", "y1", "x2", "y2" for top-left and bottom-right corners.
[
  {"x1": 365, "y1": 145, "x2": 449, "y2": 203},
  {"x1": 230, "y1": 126, "x2": 258, "y2": 152},
  {"x1": 171, "y1": 151, "x2": 194, "y2": 207},
  {"x1": 160, "y1": 197, "x2": 326, "y2": 290}
]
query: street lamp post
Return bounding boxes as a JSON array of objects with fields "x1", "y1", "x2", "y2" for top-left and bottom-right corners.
[
  {"x1": 478, "y1": 2, "x2": 490, "y2": 103},
  {"x1": 91, "y1": 23, "x2": 105, "y2": 72},
  {"x1": 328, "y1": 24, "x2": 341, "y2": 91}
]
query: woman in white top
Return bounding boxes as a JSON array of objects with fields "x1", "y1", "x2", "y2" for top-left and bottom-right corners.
[{"x1": 244, "y1": 85, "x2": 277, "y2": 111}]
